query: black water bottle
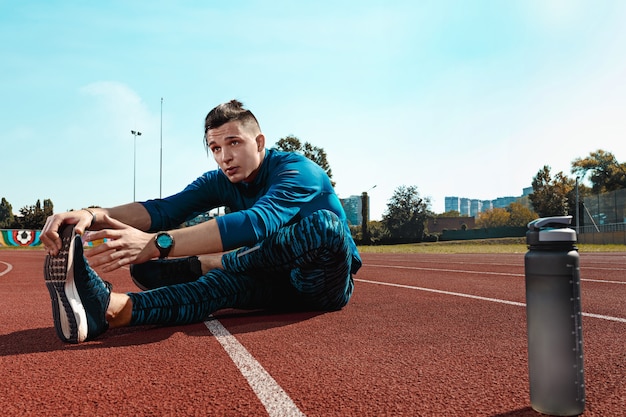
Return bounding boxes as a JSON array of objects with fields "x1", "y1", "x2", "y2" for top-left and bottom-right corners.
[{"x1": 524, "y1": 216, "x2": 585, "y2": 416}]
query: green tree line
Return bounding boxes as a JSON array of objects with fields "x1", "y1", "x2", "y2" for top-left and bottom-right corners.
[
  {"x1": 530, "y1": 149, "x2": 626, "y2": 218},
  {"x1": 0, "y1": 198, "x2": 54, "y2": 229}
]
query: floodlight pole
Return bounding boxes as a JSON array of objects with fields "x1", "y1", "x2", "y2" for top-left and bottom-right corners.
[
  {"x1": 575, "y1": 176, "x2": 579, "y2": 235},
  {"x1": 131, "y1": 130, "x2": 142, "y2": 201},
  {"x1": 160, "y1": 97, "x2": 163, "y2": 199}
]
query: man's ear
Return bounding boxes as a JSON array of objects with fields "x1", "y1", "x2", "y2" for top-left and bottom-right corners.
[{"x1": 256, "y1": 134, "x2": 265, "y2": 152}]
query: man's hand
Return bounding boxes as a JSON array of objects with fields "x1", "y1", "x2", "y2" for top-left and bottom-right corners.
[
  {"x1": 40, "y1": 210, "x2": 95, "y2": 256},
  {"x1": 83, "y1": 215, "x2": 158, "y2": 272}
]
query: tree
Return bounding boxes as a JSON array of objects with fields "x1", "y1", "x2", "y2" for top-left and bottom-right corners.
[
  {"x1": 507, "y1": 202, "x2": 538, "y2": 227},
  {"x1": 476, "y1": 208, "x2": 510, "y2": 228},
  {"x1": 349, "y1": 220, "x2": 390, "y2": 244},
  {"x1": 529, "y1": 165, "x2": 577, "y2": 217},
  {"x1": 0, "y1": 198, "x2": 14, "y2": 228},
  {"x1": 16, "y1": 198, "x2": 54, "y2": 229},
  {"x1": 475, "y1": 202, "x2": 536, "y2": 229},
  {"x1": 367, "y1": 220, "x2": 390, "y2": 244},
  {"x1": 382, "y1": 185, "x2": 432, "y2": 242},
  {"x1": 43, "y1": 198, "x2": 54, "y2": 219},
  {"x1": 274, "y1": 135, "x2": 335, "y2": 186},
  {"x1": 571, "y1": 149, "x2": 626, "y2": 193}
]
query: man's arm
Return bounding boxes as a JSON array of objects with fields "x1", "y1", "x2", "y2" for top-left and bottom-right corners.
[
  {"x1": 167, "y1": 218, "x2": 224, "y2": 257},
  {"x1": 87, "y1": 203, "x2": 152, "y2": 232}
]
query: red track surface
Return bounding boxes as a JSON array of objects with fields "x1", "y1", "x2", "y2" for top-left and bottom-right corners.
[{"x1": 1, "y1": 250, "x2": 624, "y2": 416}]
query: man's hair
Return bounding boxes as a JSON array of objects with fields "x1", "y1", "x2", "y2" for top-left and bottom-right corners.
[{"x1": 204, "y1": 99, "x2": 260, "y2": 135}]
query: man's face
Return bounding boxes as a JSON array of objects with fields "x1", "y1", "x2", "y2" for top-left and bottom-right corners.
[{"x1": 206, "y1": 121, "x2": 265, "y2": 183}]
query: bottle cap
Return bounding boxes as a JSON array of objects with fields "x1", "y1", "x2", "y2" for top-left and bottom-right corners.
[{"x1": 527, "y1": 216, "x2": 577, "y2": 244}]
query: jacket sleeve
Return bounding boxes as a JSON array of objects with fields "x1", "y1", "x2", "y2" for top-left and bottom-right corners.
[
  {"x1": 140, "y1": 171, "x2": 226, "y2": 232},
  {"x1": 216, "y1": 159, "x2": 334, "y2": 250}
]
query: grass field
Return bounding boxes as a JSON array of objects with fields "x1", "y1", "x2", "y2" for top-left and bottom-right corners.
[{"x1": 357, "y1": 237, "x2": 626, "y2": 254}]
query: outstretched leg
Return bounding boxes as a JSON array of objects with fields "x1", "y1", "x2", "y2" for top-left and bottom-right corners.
[{"x1": 127, "y1": 269, "x2": 292, "y2": 326}]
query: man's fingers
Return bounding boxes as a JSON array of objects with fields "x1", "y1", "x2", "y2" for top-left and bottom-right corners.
[
  {"x1": 93, "y1": 249, "x2": 133, "y2": 273},
  {"x1": 87, "y1": 246, "x2": 121, "y2": 267},
  {"x1": 101, "y1": 256, "x2": 132, "y2": 273},
  {"x1": 83, "y1": 229, "x2": 121, "y2": 243},
  {"x1": 41, "y1": 217, "x2": 65, "y2": 255},
  {"x1": 84, "y1": 236, "x2": 127, "y2": 259},
  {"x1": 74, "y1": 217, "x2": 94, "y2": 237},
  {"x1": 41, "y1": 211, "x2": 94, "y2": 255}
]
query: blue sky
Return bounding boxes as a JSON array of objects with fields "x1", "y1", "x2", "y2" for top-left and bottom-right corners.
[{"x1": 2, "y1": 1, "x2": 626, "y2": 220}]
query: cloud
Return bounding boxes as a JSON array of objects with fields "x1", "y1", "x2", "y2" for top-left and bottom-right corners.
[{"x1": 79, "y1": 81, "x2": 157, "y2": 140}]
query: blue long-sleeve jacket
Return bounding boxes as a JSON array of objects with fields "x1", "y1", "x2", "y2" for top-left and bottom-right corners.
[{"x1": 141, "y1": 149, "x2": 361, "y2": 274}]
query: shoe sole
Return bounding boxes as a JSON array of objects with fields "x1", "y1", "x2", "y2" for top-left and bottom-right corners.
[{"x1": 44, "y1": 225, "x2": 88, "y2": 343}]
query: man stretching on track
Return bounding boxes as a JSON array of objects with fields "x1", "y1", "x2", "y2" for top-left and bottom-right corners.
[{"x1": 40, "y1": 99, "x2": 361, "y2": 343}]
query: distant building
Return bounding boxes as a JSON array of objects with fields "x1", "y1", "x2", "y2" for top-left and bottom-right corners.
[
  {"x1": 444, "y1": 187, "x2": 532, "y2": 215},
  {"x1": 492, "y1": 196, "x2": 517, "y2": 209},
  {"x1": 460, "y1": 198, "x2": 471, "y2": 216},
  {"x1": 340, "y1": 195, "x2": 363, "y2": 226},
  {"x1": 469, "y1": 199, "x2": 483, "y2": 217},
  {"x1": 445, "y1": 196, "x2": 461, "y2": 213}
]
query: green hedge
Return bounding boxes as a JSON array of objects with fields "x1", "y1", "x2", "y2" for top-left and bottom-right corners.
[{"x1": 440, "y1": 226, "x2": 527, "y2": 241}]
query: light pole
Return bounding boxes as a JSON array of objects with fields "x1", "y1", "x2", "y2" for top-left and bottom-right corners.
[
  {"x1": 361, "y1": 185, "x2": 377, "y2": 244},
  {"x1": 131, "y1": 130, "x2": 142, "y2": 201},
  {"x1": 160, "y1": 97, "x2": 163, "y2": 198},
  {"x1": 575, "y1": 176, "x2": 579, "y2": 235}
]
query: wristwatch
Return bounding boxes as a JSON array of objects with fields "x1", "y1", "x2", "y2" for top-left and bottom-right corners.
[{"x1": 154, "y1": 232, "x2": 174, "y2": 259}]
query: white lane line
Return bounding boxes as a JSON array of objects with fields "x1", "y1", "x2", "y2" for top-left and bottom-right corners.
[
  {"x1": 365, "y1": 264, "x2": 626, "y2": 285},
  {"x1": 355, "y1": 278, "x2": 626, "y2": 324},
  {"x1": 204, "y1": 319, "x2": 306, "y2": 417},
  {"x1": 584, "y1": 278, "x2": 626, "y2": 284},
  {"x1": 356, "y1": 278, "x2": 526, "y2": 307},
  {"x1": 0, "y1": 261, "x2": 13, "y2": 277},
  {"x1": 366, "y1": 263, "x2": 521, "y2": 277},
  {"x1": 384, "y1": 259, "x2": 626, "y2": 272}
]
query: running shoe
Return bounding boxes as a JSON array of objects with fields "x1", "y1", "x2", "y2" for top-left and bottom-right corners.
[
  {"x1": 44, "y1": 224, "x2": 111, "y2": 343},
  {"x1": 130, "y1": 256, "x2": 203, "y2": 290}
]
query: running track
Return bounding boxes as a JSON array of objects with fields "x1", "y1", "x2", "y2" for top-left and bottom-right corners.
[{"x1": 0, "y1": 250, "x2": 624, "y2": 416}]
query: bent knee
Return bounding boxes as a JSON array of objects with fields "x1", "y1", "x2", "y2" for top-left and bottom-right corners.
[{"x1": 308, "y1": 210, "x2": 344, "y2": 237}]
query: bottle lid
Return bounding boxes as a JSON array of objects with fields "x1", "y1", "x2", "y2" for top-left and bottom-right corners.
[{"x1": 527, "y1": 216, "x2": 577, "y2": 243}]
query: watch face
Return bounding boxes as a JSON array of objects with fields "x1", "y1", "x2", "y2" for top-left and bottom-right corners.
[{"x1": 156, "y1": 233, "x2": 173, "y2": 249}]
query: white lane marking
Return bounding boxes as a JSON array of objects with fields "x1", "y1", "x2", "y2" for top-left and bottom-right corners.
[
  {"x1": 367, "y1": 263, "x2": 521, "y2": 277},
  {"x1": 365, "y1": 264, "x2": 626, "y2": 285},
  {"x1": 584, "y1": 278, "x2": 626, "y2": 284},
  {"x1": 356, "y1": 278, "x2": 526, "y2": 307},
  {"x1": 355, "y1": 278, "x2": 626, "y2": 324},
  {"x1": 582, "y1": 312, "x2": 626, "y2": 322},
  {"x1": 379, "y1": 258, "x2": 626, "y2": 272},
  {"x1": 0, "y1": 261, "x2": 13, "y2": 277},
  {"x1": 204, "y1": 319, "x2": 306, "y2": 417}
]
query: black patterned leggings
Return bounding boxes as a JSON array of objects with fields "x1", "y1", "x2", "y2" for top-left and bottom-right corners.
[{"x1": 128, "y1": 210, "x2": 355, "y2": 326}]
